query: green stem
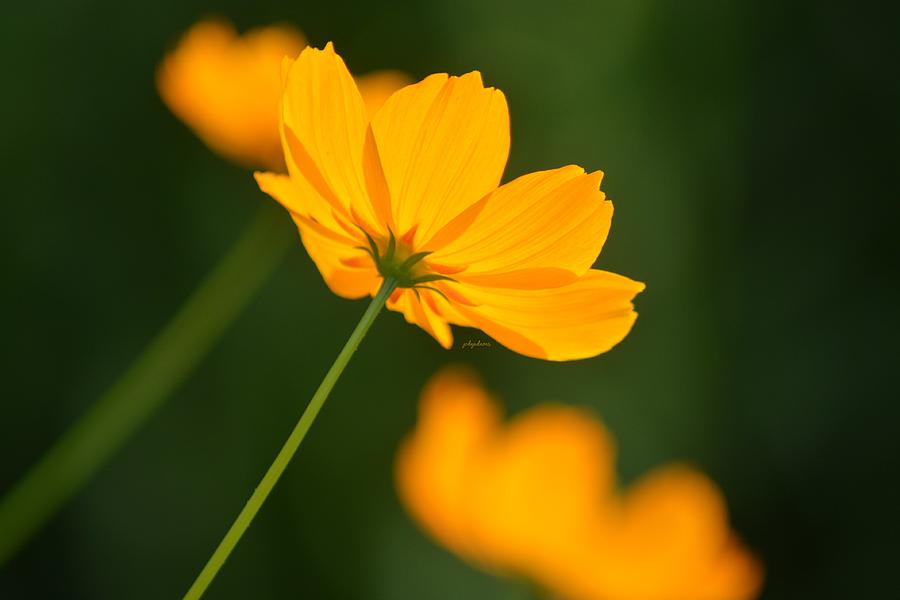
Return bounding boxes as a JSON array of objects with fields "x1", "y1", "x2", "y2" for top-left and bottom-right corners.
[
  {"x1": 183, "y1": 276, "x2": 398, "y2": 600},
  {"x1": 0, "y1": 205, "x2": 291, "y2": 565}
]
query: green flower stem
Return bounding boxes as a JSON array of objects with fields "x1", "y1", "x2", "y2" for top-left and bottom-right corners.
[
  {"x1": 0, "y1": 205, "x2": 291, "y2": 565},
  {"x1": 183, "y1": 276, "x2": 399, "y2": 600}
]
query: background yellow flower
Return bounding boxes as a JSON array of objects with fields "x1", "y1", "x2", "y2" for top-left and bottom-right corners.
[
  {"x1": 157, "y1": 20, "x2": 410, "y2": 171},
  {"x1": 396, "y1": 367, "x2": 763, "y2": 600}
]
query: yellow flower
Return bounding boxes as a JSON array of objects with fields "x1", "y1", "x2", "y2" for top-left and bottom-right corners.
[
  {"x1": 395, "y1": 367, "x2": 764, "y2": 600},
  {"x1": 157, "y1": 20, "x2": 410, "y2": 171},
  {"x1": 256, "y1": 43, "x2": 644, "y2": 360}
]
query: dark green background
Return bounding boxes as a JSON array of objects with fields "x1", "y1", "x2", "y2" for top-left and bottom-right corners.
[{"x1": 2, "y1": 0, "x2": 897, "y2": 598}]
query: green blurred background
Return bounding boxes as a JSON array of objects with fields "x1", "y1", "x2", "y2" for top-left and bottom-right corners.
[{"x1": 2, "y1": 0, "x2": 898, "y2": 598}]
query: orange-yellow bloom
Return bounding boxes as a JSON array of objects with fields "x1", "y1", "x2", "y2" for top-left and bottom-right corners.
[
  {"x1": 256, "y1": 43, "x2": 644, "y2": 360},
  {"x1": 396, "y1": 367, "x2": 764, "y2": 600},
  {"x1": 157, "y1": 20, "x2": 410, "y2": 171}
]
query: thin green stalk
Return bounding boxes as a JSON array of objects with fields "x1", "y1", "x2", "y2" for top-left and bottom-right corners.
[
  {"x1": 0, "y1": 205, "x2": 291, "y2": 565},
  {"x1": 183, "y1": 276, "x2": 398, "y2": 600}
]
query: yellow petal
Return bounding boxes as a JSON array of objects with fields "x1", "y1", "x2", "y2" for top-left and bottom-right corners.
[
  {"x1": 255, "y1": 172, "x2": 376, "y2": 298},
  {"x1": 618, "y1": 466, "x2": 730, "y2": 558},
  {"x1": 691, "y1": 538, "x2": 764, "y2": 600},
  {"x1": 465, "y1": 405, "x2": 617, "y2": 575},
  {"x1": 254, "y1": 171, "x2": 356, "y2": 240},
  {"x1": 387, "y1": 289, "x2": 454, "y2": 349},
  {"x1": 280, "y1": 43, "x2": 390, "y2": 235},
  {"x1": 455, "y1": 270, "x2": 645, "y2": 360},
  {"x1": 428, "y1": 167, "x2": 612, "y2": 287},
  {"x1": 616, "y1": 466, "x2": 762, "y2": 600},
  {"x1": 293, "y1": 213, "x2": 379, "y2": 299},
  {"x1": 157, "y1": 19, "x2": 305, "y2": 170},
  {"x1": 557, "y1": 466, "x2": 763, "y2": 600},
  {"x1": 429, "y1": 285, "x2": 474, "y2": 328},
  {"x1": 355, "y1": 70, "x2": 414, "y2": 118},
  {"x1": 371, "y1": 72, "x2": 510, "y2": 244},
  {"x1": 394, "y1": 367, "x2": 500, "y2": 559}
]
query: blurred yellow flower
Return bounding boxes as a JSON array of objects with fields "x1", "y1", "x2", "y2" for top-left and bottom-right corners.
[
  {"x1": 256, "y1": 43, "x2": 644, "y2": 360},
  {"x1": 396, "y1": 367, "x2": 764, "y2": 600},
  {"x1": 157, "y1": 20, "x2": 410, "y2": 171}
]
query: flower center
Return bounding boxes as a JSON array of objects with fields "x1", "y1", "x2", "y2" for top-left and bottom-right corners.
[{"x1": 358, "y1": 229, "x2": 454, "y2": 291}]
